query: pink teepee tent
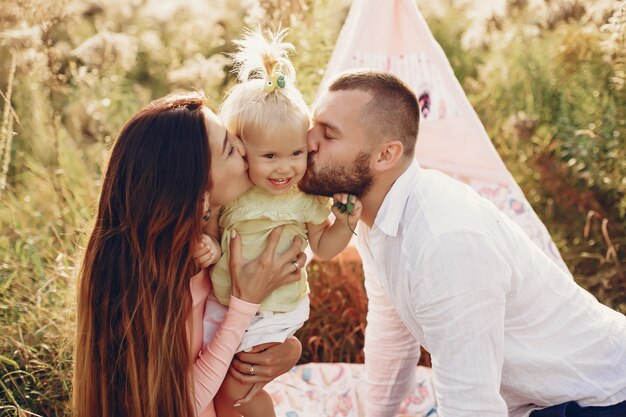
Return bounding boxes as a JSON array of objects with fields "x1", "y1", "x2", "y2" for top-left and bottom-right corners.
[{"x1": 319, "y1": 0, "x2": 567, "y2": 269}]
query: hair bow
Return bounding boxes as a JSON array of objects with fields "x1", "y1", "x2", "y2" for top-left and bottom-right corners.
[{"x1": 264, "y1": 73, "x2": 286, "y2": 93}]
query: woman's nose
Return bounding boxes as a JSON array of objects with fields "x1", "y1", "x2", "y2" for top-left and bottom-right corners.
[{"x1": 234, "y1": 137, "x2": 246, "y2": 157}]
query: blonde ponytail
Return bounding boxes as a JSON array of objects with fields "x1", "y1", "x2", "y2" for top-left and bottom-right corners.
[
  {"x1": 220, "y1": 28, "x2": 310, "y2": 145},
  {"x1": 229, "y1": 28, "x2": 296, "y2": 87}
]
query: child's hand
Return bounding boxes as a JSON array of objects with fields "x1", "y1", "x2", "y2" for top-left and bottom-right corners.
[
  {"x1": 192, "y1": 233, "x2": 221, "y2": 269},
  {"x1": 331, "y1": 193, "x2": 362, "y2": 234}
]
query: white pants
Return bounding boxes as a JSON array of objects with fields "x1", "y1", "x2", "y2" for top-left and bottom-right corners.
[{"x1": 202, "y1": 295, "x2": 310, "y2": 353}]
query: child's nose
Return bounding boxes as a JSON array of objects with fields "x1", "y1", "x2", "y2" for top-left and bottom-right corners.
[{"x1": 276, "y1": 163, "x2": 293, "y2": 175}]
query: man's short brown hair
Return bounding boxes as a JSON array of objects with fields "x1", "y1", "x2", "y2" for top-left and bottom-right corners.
[{"x1": 328, "y1": 70, "x2": 419, "y2": 157}]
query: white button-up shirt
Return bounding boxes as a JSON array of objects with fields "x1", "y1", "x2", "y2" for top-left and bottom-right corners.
[{"x1": 356, "y1": 161, "x2": 626, "y2": 417}]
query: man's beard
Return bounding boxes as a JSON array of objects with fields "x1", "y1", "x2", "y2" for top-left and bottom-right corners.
[{"x1": 299, "y1": 151, "x2": 373, "y2": 197}]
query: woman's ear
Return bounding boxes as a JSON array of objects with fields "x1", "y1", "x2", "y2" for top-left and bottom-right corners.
[{"x1": 373, "y1": 140, "x2": 404, "y2": 173}]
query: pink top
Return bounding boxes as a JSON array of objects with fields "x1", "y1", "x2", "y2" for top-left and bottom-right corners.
[{"x1": 189, "y1": 269, "x2": 259, "y2": 417}]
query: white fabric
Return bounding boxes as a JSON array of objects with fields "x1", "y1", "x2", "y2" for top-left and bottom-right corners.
[
  {"x1": 317, "y1": 0, "x2": 567, "y2": 270},
  {"x1": 203, "y1": 295, "x2": 309, "y2": 353},
  {"x1": 355, "y1": 161, "x2": 626, "y2": 417}
]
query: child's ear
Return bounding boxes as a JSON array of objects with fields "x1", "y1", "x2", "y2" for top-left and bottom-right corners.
[{"x1": 373, "y1": 140, "x2": 404, "y2": 173}]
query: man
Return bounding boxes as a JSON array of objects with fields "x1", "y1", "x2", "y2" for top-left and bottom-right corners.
[{"x1": 299, "y1": 70, "x2": 626, "y2": 417}]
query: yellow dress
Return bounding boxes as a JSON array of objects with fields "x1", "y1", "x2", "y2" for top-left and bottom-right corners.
[{"x1": 211, "y1": 186, "x2": 330, "y2": 312}]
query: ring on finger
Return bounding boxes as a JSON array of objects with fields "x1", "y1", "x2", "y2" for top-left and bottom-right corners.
[
  {"x1": 249, "y1": 365, "x2": 255, "y2": 376},
  {"x1": 292, "y1": 261, "x2": 300, "y2": 272}
]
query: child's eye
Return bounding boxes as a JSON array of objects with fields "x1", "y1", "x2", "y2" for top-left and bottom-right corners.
[
  {"x1": 263, "y1": 153, "x2": 276, "y2": 159},
  {"x1": 293, "y1": 150, "x2": 304, "y2": 156}
]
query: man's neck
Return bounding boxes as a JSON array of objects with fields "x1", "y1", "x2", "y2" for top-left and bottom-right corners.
[{"x1": 360, "y1": 159, "x2": 412, "y2": 227}]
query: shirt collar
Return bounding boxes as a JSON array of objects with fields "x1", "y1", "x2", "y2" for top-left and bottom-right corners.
[{"x1": 373, "y1": 161, "x2": 420, "y2": 237}]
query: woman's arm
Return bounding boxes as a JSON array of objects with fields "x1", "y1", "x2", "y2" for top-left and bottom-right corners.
[{"x1": 192, "y1": 296, "x2": 258, "y2": 413}]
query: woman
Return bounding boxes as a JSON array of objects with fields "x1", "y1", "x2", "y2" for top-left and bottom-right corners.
[{"x1": 73, "y1": 92, "x2": 306, "y2": 417}]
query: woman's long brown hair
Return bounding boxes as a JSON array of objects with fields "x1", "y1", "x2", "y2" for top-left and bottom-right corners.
[{"x1": 74, "y1": 92, "x2": 211, "y2": 417}]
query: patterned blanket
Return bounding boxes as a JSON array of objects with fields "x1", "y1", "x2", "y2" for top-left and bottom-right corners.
[{"x1": 266, "y1": 363, "x2": 437, "y2": 417}]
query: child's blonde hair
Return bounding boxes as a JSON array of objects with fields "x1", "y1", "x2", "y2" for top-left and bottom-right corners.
[{"x1": 219, "y1": 28, "x2": 310, "y2": 144}]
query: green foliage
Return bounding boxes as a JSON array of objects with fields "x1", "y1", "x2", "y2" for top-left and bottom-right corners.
[
  {"x1": 0, "y1": 0, "x2": 623, "y2": 415},
  {"x1": 428, "y1": 0, "x2": 624, "y2": 285}
]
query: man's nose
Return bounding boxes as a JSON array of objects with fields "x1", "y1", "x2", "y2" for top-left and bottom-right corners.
[{"x1": 306, "y1": 128, "x2": 319, "y2": 153}]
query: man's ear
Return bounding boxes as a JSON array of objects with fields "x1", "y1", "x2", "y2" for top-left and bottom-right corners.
[{"x1": 373, "y1": 140, "x2": 404, "y2": 173}]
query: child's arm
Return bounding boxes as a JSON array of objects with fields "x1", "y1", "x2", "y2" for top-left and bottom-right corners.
[
  {"x1": 307, "y1": 193, "x2": 362, "y2": 260},
  {"x1": 193, "y1": 213, "x2": 222, "y2": 269},
  {"x1": 203, "y1": 210, "x2": 220, "y2": 239}
]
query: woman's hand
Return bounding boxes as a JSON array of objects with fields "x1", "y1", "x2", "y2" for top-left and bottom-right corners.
[
  {"x1": 229, "y1": 226, "x2": 306, "y2": 304},
  {"x1": 228, "y1": 337, "x2": 302, "y2": 406}
]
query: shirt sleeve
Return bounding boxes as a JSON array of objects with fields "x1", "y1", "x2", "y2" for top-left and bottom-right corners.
[
  {"x1": 192, "y1": 296, "x2": 259, "y2": 415},
  {"x1": 413, "y1": 231, "x2": 511, "y2": 417},
  {"x1": 363, "y1": 259, "x2": 421, "y2": 417}
]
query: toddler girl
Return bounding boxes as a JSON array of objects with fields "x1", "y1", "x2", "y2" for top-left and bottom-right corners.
[{"x1": 194, "y1": 28, "x2": 361, "y2": 417}]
